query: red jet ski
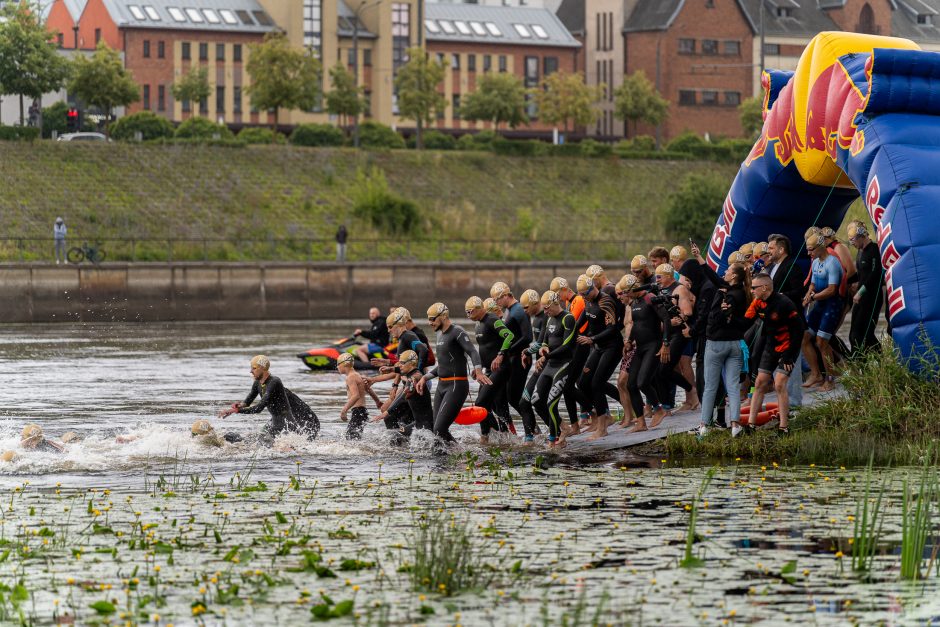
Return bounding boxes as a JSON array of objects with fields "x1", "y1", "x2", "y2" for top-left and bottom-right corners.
[{"x1": 297, "y1": 336, "x2": 399, "y2": 371}]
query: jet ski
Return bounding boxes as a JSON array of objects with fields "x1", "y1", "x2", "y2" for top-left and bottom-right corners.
[{"x1": 297, "y1": 336, "x2": 398, "y2": 371}]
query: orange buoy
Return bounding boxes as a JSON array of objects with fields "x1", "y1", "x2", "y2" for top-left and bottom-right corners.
[
  {"x1": 739, "y1": 402, "x2": 779, "y2": 416},
  {"x1": 740, "y1": 409, "x2": 779, "y2": 426},
  {"x1": 455, "y1": 406, "x2": 488, "y2": 425}
]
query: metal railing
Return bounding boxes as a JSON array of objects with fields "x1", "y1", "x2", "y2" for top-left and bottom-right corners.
[{"x1": 0, "y1": 237, "x2": 662, "y2": 264}]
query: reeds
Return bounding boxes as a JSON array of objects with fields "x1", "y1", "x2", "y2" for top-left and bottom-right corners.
[
  {"x1": 900, "y1": 462, "x2": 938, "y2": 581},
  {"x1": 680, "y1": 467, "x2": 717, "y2": 568},
  {"x1": 407, "y1": 512, "x2": 497, "y2": 595},
  {"x1": 851, "y1": 456, "x2": 887, "y2": 575}
]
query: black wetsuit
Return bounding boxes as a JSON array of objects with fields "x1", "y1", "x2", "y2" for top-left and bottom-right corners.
[
  {"x1": 384, "y1": 370, "x2": 434, "y2": 434},
  {"x1": 657, "y1": 282, "x2": 694, "y2": 398},
  {"x1": 502, "y1": 302, "x2": 533, "y2": 428},
  {"x1": 426, "y1": 323, "x2": 482, "y2": 442},
  {"x1": 473, "y1": 313, "x2": 515, "y2": 436},
  {"x1": 627, "y1": 296, "x2": 670, "y2": 418},
  {"x1": 359, "y1": 316, "x2": 390, "y2": 347},
  {"x1": 532, "y1": 309, "x2": 578, "y2": 440},
  {"x1": 564, "y1": 297, "x2": 592, "y2": 424},
  {"x1": 850, "y1": 240, "x2": 883, "y2": 355},
  {"x1": 240, "y1": 375, "x2": 320, "y2": 441},
  {"x1": 577, "y1": 290, "x2": 622, "y2": 417},
  {"x1": 397, "y1": 329, "x2": 429, "y2": 372}
]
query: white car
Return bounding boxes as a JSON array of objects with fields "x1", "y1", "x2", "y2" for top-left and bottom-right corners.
[{"x1": 57, "y1": 132, "x2": 110, "y2": 142}]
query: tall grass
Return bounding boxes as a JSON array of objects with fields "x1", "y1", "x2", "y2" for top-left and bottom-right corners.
[
  {"x1": 851, "y1": 457, "x2": 887, "y2": 575},
  {"x1": 900, "y1": 463, "x2": 938, "y2": 581},
  {"x1": 408, "y1": 512, "x2": 497, "y2": 595},
  {"x1": 680, "y1": 467, "x2": 717, "y2": 568}
]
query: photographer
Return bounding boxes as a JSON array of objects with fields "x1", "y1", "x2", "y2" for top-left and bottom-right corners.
[
  {"x1": 690, "y1": 244, "x2": 752, "y2": 435},
  {"x1": 652, "y1": 264, "x2": 700, "y2": 411}
]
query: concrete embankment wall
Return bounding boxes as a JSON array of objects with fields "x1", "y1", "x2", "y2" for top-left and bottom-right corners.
[{"x1": 0, "y1": 262, "x2": 612, "y2": 322}]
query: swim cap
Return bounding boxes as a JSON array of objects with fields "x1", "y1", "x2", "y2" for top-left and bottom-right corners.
[
  {"x1": 819, "y1": 226, "x2": 836, "y2": 238},
  {"x1": 728, "y1": 251, "x2": 748, "y2": 264},
  {"x1": 250, "y1": 355, "x2": 270, "y2": 370},
  {"x1": 191, "y1": 419, "x2": 214, "y2": 436},
  {"x1": 0, "y1": 450, "x2": 18, "y2": 463},
  {"x1": 575, "y1": 274, "x2": 593, "y2": 293},
  {"x1": 655, "y1": 263, "x2": 674, "y2": 276},
  {"x1": 847, "y1": 222, "x2": 868, "y2": 239},
  {"x1": 549, "y1": 277, "x2": 569, "y2": 292},
  {"x1": 806, "y1": 233, "x2": 827, "y2": 250},
  {"x1": 520, "y1": 289, "x2": 540, "y2": 308},
  {"x1": 21, "y1": 424, "x2": 43, "y2": 448},
  {"x1": 630, "y1": 255, "x2": 649, "y2": 271},
  {"x1": 61, "y1": 431, "x2": 81, "y2": 444},
  {"x1": 804, "y1": 226, "x2": 821, "y2": 240},
  {"x1": 616, "y1": 274, "x2": 639, "y2": 292},
  {"x1": 483, "y1": 298, "x2": 500, "y2": 314},
  {"x1": 540, "y1": 290, "x2": 560, "y2": 307},
  {"x1": 427, "y1": 303, "x2": 449, "y2": 319},
  {"x1": 337, "y1": 353, "x2": 355, "y2": 368},
  {"x1": 738, "y1": 242, "x2": 755, "y2": 257},
  {"x1": 585, "y1": 264, "x2": 604, "y2": 279},
  {"x1": 398, "y1": 350, "x2": 418, "y2": 367},
  {"x1": 464, "y1": 296, "x2": 484, "y2": 313},
  {"x1": 386, "y1": 307, "x2": 411, "y2": 327},
  {"x1": 753, "y1": 242, "x2": 769, "y2": 256},
  {"x1": 670, "y1": 246, "x2": 688, "y2": 263},
  {"x1": 489, "y1": 282, "x2": 511, "y2": 299}
]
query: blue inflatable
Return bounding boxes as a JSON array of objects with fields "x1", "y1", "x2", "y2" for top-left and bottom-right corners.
[{"x1": 709, "y1": 32, "x2": 940, "y2": 372}]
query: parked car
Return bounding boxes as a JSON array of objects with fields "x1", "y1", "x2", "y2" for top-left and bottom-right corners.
[{"x1": 57, "y1": 132, "x2": 109, "y2": 142}]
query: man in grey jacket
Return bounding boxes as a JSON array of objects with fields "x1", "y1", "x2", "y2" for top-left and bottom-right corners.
[{"x1": 54, "y1": 217, "x2": 67, "y2": 264}]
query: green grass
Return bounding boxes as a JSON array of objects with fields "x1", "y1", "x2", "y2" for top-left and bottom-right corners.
[{"x1": 0, "y1": 142, "x2": 738, "y2": 262}]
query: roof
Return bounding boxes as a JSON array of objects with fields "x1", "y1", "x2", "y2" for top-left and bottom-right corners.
[
  {"x1": 424, "y1": 4, "x2": 581, "y2": 48},
  {"x1": 623, "y1": 0, "x2": 683, "y2": 33},
  {"x1": 893, "y1": 0, "x2": 940, "y2": 42},
  {"x1": 337, "y1": 0, "x2": 376, "y2": 39},
  {"x1": 64, "y1": 0, "x2": 88, "y2": 22},
  {"x1": 735, "y1": 0, "x2": 840, "y2": 36},
  {"x1": 555, "y1": 0, "x2": 584, "y2": 35},
  {"x1": 99, "y1": 0, "x2": 276, "y2": 33}
]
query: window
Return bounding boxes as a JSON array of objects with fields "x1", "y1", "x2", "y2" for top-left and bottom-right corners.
[
  {"x1": 525, "y1": 56, "x2": 539, "y2": 117},
  {"x1": 236, "y1": 9, "x2": 254, "y2": 25},
  {"x1": 216, "y1": 86, "x2": 225, "y2": 113},
  {"x1": 702, "y1": 39, "x2": 718, "y2": 55},
  {"x1": 498, "y1": 55, "x2": 507, "y2": 72},
  {"x1": 144, "y1": 6, "x2": 160, "y2": 20},
  {"x1": 157, "y1": 40, "x2": 165, "y2": 58},
  {"x1": 776, "y1": 7, "x2": 792, "y2": 18},
  {"x1": 701, "y1": 90, "x2": 718, "y2": 105},
  {"x1": 436, "y1": 52, "x2": 445, "y2": 64},
  {"x1": 185, "y1": 8, "x2": 203, "y2": 22},
  {"x1": 233, "y1": 86, "x2": 242, "y2": 113},
  {"x1": 470, "y1": 21, "x2": 486, "y2": 36},
  {"x1": 678, "y1": 38, "x2": 695, "y2": 54},
  {"x1": 451, "y1": 53, "x2": 460, "y2": 70},
  {"x1": 94, "y1": 28, "x2": 101, "y2": 44},
  {"x1": 303, "y1": 0, "x2": 320, "y2": 52},
  {"x1": 363, "y1": 49, "x2": 371, "y2": 66},
  {"x1": 764, "y1": 43, "x2": 780, "y2": 55},
  {"x1": 724, "y1": 91, "x2": 741, "y2": 106},
  {"x1": 392, "y1": 3, "x2": 410, "y2": 73},
  {"x1": 128, "y1": 5, "x2": 145, "y2": 20},
  {"x1": 182, "y1": 42, "x2": 190, "y2": 60},
  {"x1": 199, "y1": 43, "x2": 208, "y2": 61},
  {"x1": 182, "y1": 98, "x2": 190, "y2": 113},
  {"x1": 57, "y1": 32, "x2": 63, "y2": 46},
  {"x1": 438, "y1": 20, "x2": 456, "y2": 34},
  {"x1": 917, "y1": 14, "x2": 932, "y2": 25},
  {"x1": 143, "y1": 40, "x2": 150, "y2": 58},
  {"x1": 143, "y1": 84, "x2": 150, "y2": 110},
  {"x1": 199, "y1": 96, "x2": 208, "y2": 115},
  {"x1": 452, "y1": 94, "x2": 460, "y2": 119},
  {"x1": 168, "y1": 7, "x2": 185, "y2": 22},
  {"x1": 219, "y1": 9, "x2": 237, "y2": 25},
  {"x1": 485, "y1": 22, "x2": 502, "y2": 36},
  {"x1": 233, "y1": 44, "x2": 242, "y2": 62},
  {"x1": 216, "y1": 44, "x2": 225, "y2": 61},
  {"x1": 468, "y1": 54, "x2": 476, "y2": 71},
  {"x1": 532, "y1": 24, "x2": 548, "y2": 39},
  {"x1": 723, "y1": 40, "x2": 740, "y2": 55},
  {"x1": 544, "y1": 56, "x2": 558, "y2": 75},
  {"x1": 348, "y1": 48, "x2": 356, "y2": 66},
  {"x1": 203, "y1": 9, "x2": 220, "y2": 24},
  {"x1": 252, "y1": 11, "x2": 273, "y2": 26},
  {"x1": 679, "y1": 90, "x2": 696, "y2": 105},
  {"x1": 455, "y1": 21, "x2": 471, "y2": 35},
  {"x1": 483, "y1": 55, "x2": 492, "y2": 71},
  {"x1": 157, "y1": 85, "x2": 165, "y2": 111},
  {"x1": 425, "y1": 19, "x2": 439, "y2": 33},
  {"x1": 513, "y1": 24, "x2": 532, "y2": 38}
]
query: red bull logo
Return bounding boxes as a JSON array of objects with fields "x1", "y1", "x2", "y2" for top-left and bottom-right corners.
[
  {"x1": 866, "y1": 175, "x2": 906, "y2": 320},
  {"x1": 745, "y1": 81, "x2": 800, "y2": 168},
  {"x1": 707, "y1": 194, "x2": 737, "y2": 269}
]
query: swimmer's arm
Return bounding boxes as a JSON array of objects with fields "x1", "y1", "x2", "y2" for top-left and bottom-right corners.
[
  {"x1": 237, "y1": 382, "x2": 270, "y2": 414},
  {"x1": 341, "y1": 374, "x2": 362, "y2": 415}
]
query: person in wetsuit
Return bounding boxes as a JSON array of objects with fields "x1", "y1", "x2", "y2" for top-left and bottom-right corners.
[
  {"x1": 416, "y1": 303, "x2": 491, "y2": 444},
  {"x1": 354, "y1": 307, "x2": 390, "y2": 364},
  {"x1": 847, "y1": 222, "x2": 883, "y2": 357},
  {"x1": 552, "y1": 276, "x2": 592, "y2": 437},
  {"x1": 19, "y1": 424, "x2": 65, "y2": 453},
  {"x1": 490, "y1": 282, "x2": 533, "y2": 433},
  {"x1": 653, "y1": 263, "x2": 700, "y2": 410},
  {"x1": 466, "y1": 296, "x2": 515, "y2": 443},
  {"x1": 374, "y1": 350, "x2": 434, "y2": 436},
  {"x1": 532, "y1": 290, "x2": 578, "y2": 448},
  {"x1": 626, "y1": 280, "x2": 671, "y2": 431},
  {"x1": 219, "y1": 355, "x2": 320, "y2": 442}
]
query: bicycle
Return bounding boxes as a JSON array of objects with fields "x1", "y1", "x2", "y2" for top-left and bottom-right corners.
[{"x1": 66, "y1": 242, "x2": 106, "y2": 264}]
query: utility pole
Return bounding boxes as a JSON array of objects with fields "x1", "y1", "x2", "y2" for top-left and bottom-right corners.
[
  {"x1": 353, "y1": 0, "x2": 382, "y2": 148},
  {"x1": 759, "y1": 0, "x2": 765, "y2": 76}
]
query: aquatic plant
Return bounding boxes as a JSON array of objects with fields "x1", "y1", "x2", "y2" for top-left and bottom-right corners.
[
  {"x1": 851, "y1": 457, "x2": 887, "y2": 575},
  {"x1": 900, "y1": 463, "x2": 938, "y2": 581},
  {"x1": 407, "y1": 511, "x2": 499, "y2": 595},
  {"x1": 680, "y1": 467, "x2": 717, "y2": 568}
]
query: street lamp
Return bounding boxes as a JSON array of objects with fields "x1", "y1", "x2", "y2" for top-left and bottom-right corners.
[{"x1": 352, "y1": 0, "x2": 382, "y2": 148}]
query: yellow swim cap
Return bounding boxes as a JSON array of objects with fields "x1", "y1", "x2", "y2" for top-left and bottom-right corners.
[
  {"x1": 804, "y1": 226, "x2": 821, "y2": 240},
  {"x1": 427, "y1": 303, "x2": 449, "y2": 319},
  {"x1": 549, "y1": 277, "x2": 569, "y2": 292},
  {"x1": 398, "y1": 349, "x2": 418, "y2": 366},
  {"x1": 630, "y1": 255, "x2": 649, "y2": 271},
  {"x1": 753, "y1": 242, "x2": 769, "y2": 256},
  {"x1": 585, "y1": 264, "x2": 604, "y2": 280},
  {"x1": 191, "y1": 419, "x2": 214, "y2": 436},
  {"x1": 655, "y1": 263, "x2": 674, "y2": 276},
  {"x1": 0, "y1": 450, "x2": 18, "y2": 463},
  {"x1": 483, "y1": 298, "x2": 500, "y2": 314},
  {"x1": 489, "y1": 282, "x2": 511, "y2": 299},
  {"x1": 670, "y1": 246, "x2": 688, "y2": 263},
  {"x1": 847, "y1": 222, "x2": 868, "y2": 239},
  {"x1": 806, "y1": 234, "x2": 827, "y2": 250},
  {"x1": 21, "y1": 424, "x2": 43, "y2": 447},
  {"x1": 616, "y1": 274, "x2": 639, "y2": 292},
  {"x1": 738, "y1": 242, "x2": 755, "y2": 257},
  {"x1": 520, "y1": 289, "x2": 540, "y2": 308},
  {"x1": 464, "y1": 296, "x2": 484, "y2": 313},
  {"x1": 386, "y1": 307, "x2": 411, "y2": 328},
  {"x1": 61, "y1": 431, "x2": 81, "y2": 444},
  {"x1": 337, "y1": 353, "x2": 355, "y2": 369},
  {"x1": 819, "y1": 226, "x2": 836, "y2": 238},
  {"x1": 728, "y1": 251, "x2": 748, "y2": 264},
  {"x1": 540, "y1": 290, "x2": 560, "y2": 307},
  {"x1": 250, "y1": 355, "x2": 270, "y2": 370},
  {"x1": 575, "y1": 274, "x2": 593, "y2": 293}
]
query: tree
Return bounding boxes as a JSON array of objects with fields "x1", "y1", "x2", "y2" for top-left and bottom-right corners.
[
  {"x1": 459, "y1": 73, "x2": 527, "y2": 133},
  {"x1": 531, "y1": 71, "x2": 601, "y2": 134},
  {"x1": 68, "y1": 41, "x2": 139, "y2": 130},
  {"x1": 663, "y1": 172, "x2": 729, "y2": 244},
  {"x1": 171, "y1": 66, "x2": 211, "y2": 116},
  {"x1": 0, "y1": 2, "x2": 71, "y2": 125},
  {"x1": 739, "y1": 96, "x2": 764, "y2": 139},
  {"x1": 325, "y1": 62, "x2": 363, "y2": 131},
  {"x1": 613, "y1": 70, "x2": 669, "y2": 138},
  {"x1": 246, "y1": 32, "x2": 321, "y2": 131},
  {"x1": 393, "y1": 47, "x2": 446, "y2": 150}
]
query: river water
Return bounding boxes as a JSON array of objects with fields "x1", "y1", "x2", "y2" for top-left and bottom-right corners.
[{"x1": 2, "y1": 322, "x2": 939, "y2": 625}]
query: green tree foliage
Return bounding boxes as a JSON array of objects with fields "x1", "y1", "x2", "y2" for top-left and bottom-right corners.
[
  {"x1": 246, "y1": 32, "x2": 321, "y2": 131},
  {"x1": 325, "y1": 62, "x2": 363, "y2": 130},
  {"x1": 110, "y1": 111, "x2": 174, "y2": 141},
  {"x1": 290, "y1": 123, "x2": 345, "y2": 147},
  {"x1": 663, "y1": 173, "x2": 729, "y2": 244},
  {"x1": 171, "y1": 66, "x2": 211, "y2": 116},
  {"x1": 174, "y1": 116, "x2": 233, "y2": 139},
  {"x1": 394, "y1": 47, "x2": 446, "y2": 149},
  {"x1": 68, "y1": 41, "x2": 139, "y2": 127},
  {"x1": 238, "y1": 127, "x2": 286, "y2": 144},
  {"x1": 739, "y1": 96, "x2": 764, "y2": 139},
  {"x1": 352, "y1": 166, "x2": 421, "y2": 234},
  {"x1": 357, "y1": 121, "x2": 405, "y2": 149},
  {"x1": 0, "y1": 2, "x2": 71, "y2": 124},
  {"x1": 459, "y1": 73, "x2": 527, "y2": 132},
  {"x1": 613, "y1": 70, "x2": 669, "y2": 138},
  {"x1": 531, "y1": 71, "x2": 601, "y2": 133}
]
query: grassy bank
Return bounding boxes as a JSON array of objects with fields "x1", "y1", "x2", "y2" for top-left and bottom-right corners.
[
  {"x1": 0, "y1": 142, "x2": 738, "y2": 261},
  {"x1": 665, "y1": 341, "x2": 940, "y2": 466}
]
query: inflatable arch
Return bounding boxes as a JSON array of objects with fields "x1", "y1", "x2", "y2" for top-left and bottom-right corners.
[{"x1": 708, "y1": 31, "x2": 940, "y2": 371}]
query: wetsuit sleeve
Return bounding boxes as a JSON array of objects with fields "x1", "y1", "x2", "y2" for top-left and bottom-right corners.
[
  {"x1": 860, "y1": 245, "x2": 883, "y2": 297},
  {"x1": 410, "y1": 339, "x2": 428, "y2": 371},
  {"x1": 494, "y1": 319, "x2": 514, "y2": 353},
  {"x1": 241, "y1": 381, "x2": 260, "y2": 408},
  {"x1": 649, "y1": 297, "x2": 671, "y2": 343},
  {"x1": 384, "y1": 387, "x2": 409, "y2": 415},
  {"x1": 589, "y1": 294, "x2": 620, "y2": 343},
  {"x1": 457, "y1": 328, "x2": 482, "y2": 369},
  {"x1": 239, "y1": 379, "x2": 275, "y2": 414},
  {"x1": 546, "y1": 313, "x2": 577, "y2": 360},
  {"x1": 506, "y1": 309, "x2": 531, "y2": 354}
]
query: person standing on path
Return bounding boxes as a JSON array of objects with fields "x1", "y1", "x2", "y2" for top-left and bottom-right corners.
[
  {"x1": 335, "y1": 224, "x2": 348, "y2": 262},
  {"x1": 54, "y1": 217, "x2": 67, "y2": 264}
]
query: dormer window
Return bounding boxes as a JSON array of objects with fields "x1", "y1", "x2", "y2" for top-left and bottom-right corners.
[{"x1": 776, "y1": 7, "x2": 792, "y2": 18}]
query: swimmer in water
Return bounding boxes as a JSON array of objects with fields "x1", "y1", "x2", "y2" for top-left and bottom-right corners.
[{"x1": 338, "y1": 353, "x2": 369, "y2": 440}]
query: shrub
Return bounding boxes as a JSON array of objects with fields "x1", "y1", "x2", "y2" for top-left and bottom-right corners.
[
  {"x1": 174, "y1": 116, "x2": 234, "y2": 139},
  {"x1": 578, "y1": 138, "x2": 613, "y2": 157},
  {"x1": 417, "y1": 130, "x2": 456, "y2": 150},
  {"x1": 0, "y1": 125, "x2": 40, "y2": 141},
  {"x1": 456, "y1": 129, "x2": 497, "y2": 151},
  {"x1": 41, "y1": 101, "x2": 69, "y2": 138},
  {"x1": 663, "y1": 172, "x2": 729, "y2": 243},
  {"x1": 357, "y1": 121, "x2": 405, "y2": 149},
  {"x1": 110, "y1": 111, "x2": 175, "y2": 141},
  {"x1": 546, "y1": 141, "x2": 582, "y2": 157},
  {"x1": 238, "y1": 127, "x2": 286, "y2": 144},
  {"x1": 352, "y1": 166, "x2": 421, "y2": 235},
  {"x1": 491, "y1": 138, "x2": 547, "y2": 157},
  {"x1": 717, "y1": 138, "x2": 754, "y2": 163},
  {"x1": 666, "y1": 131, "x2": 707, "y2": 154},
  {"x1": 290, "y1": 123, "x2": 344, "y2": 147}
]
